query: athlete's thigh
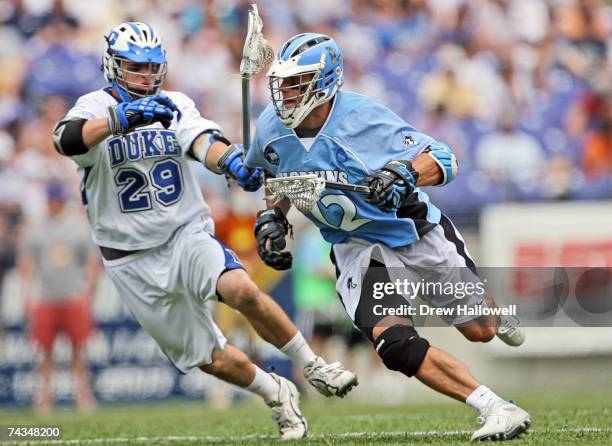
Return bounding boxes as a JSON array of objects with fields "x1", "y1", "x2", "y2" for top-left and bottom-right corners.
[
  {"x1": 174, "y1": 218, "x2": 244, "y2": 301},
  {"x1": 331, "y1": 240, "x2": 416, "y2": 339},
  {"x1": 397, "y1": 219, "x2": 486, "y2": 326},
  {"x1": 103, "y1": 243, "x2": 227, "y2": 373}
]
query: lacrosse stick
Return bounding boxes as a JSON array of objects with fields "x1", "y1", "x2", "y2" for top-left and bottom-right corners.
[
  {"x1": 266, "y1": 174, "x2": 371, "y2": 213},
  {"x1": 240, "y1": 4, "x2": 275, "y2": 153}
]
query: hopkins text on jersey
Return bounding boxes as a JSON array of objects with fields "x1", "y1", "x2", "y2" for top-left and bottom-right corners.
[{"x1": 279, "y1": 170, "x2": 348, "y2": 183}]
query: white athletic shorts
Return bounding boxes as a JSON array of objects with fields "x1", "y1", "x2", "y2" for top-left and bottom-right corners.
[
  {"x1": 331, "y1": 216, "x2": 486, "y2": 333},
  {"x1": 103, "y1": 216, "x2": 244, "y2": 373}
]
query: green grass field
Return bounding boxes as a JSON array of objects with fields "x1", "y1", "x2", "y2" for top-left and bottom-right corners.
[{"x1": 2, "y1": 392, "x2": 611, "y2": 446}]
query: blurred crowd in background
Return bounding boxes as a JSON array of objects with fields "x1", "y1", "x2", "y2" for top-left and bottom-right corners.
[
  {"x1": 0, "y1": 0, "x2": 610, "y2": 223},
  {"x1": 0, "y1": 0, "x2": 611, "y2": 409}
]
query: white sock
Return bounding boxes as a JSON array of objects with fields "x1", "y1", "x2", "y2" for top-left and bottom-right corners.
[
  {"x1": 280, "y1": 332, "x2": 316, "y2": 369},
  {"x1": 246, "y1": 366, "x2": 280, "y2": 404},
  {"x1": 466, "y1": 385, "x2": 503, "y2": 413}
]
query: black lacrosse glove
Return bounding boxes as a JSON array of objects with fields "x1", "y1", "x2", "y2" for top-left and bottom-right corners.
[
  {"x1": 254, "y1": 207, "x2": 293, "y2": 270},
  {"x1": 362, "y1": 160, "x2": 419, "y2": 212}
]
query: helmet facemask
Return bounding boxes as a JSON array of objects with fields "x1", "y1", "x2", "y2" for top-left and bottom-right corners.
[
  {"x1": 106, "y1": 53, "x2": 167, "y2": 99},
  {"x1": 267, "y1": 33, "x2": 344, "y2": 129},
  {"x1": 269, "y1": 70, "x2": 321, "y2": 128}
]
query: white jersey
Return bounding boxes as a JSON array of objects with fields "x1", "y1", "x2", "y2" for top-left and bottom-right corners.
[{"x1": 64, "y1": 88, "x2": 219, "y2": 250}]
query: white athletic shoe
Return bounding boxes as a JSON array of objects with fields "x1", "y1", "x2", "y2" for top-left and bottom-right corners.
[
  {"x1": 496, "y1": 315, "x2": 526, "y2": 347},
  {"x1": 471, "y1": 400, "x2": 531, "y2": 441},
  {"x1": 303, "y1": 356, "x2": 358, "y2": 398},
  {"x1": 266, "y1": 373, "x2": 308, "y2": 440}
]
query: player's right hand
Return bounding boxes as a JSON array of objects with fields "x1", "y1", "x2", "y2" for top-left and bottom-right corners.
[
  {"x1": 254, "y1": 207, "x2": 293, "y2": 270},
  {"x1": 362, "y1": 160, "x2": 418, "y2": 212},
  {"x1": 221, "y1": 144, "x2": 264, "y2": 192},
  {"x1": 107, "y1": 95, "x2": 178, "y2": 135}
]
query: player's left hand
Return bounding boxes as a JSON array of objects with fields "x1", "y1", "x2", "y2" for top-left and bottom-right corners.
[
  {"x1": 254, "y1": 207, "x2": 293, "y2": 270},
  {"x1": 109, "y1": 94, "x2": 178, "y2": 135},
  {"x1": 153, "y1": 95, "x2": 179, "y2": 129},
  {"x1": 221, "y1": 144, "x2": 264, "y2": 192},
  {"x1": 362, "y1": 160, "x2": 418, "y2": 212}
]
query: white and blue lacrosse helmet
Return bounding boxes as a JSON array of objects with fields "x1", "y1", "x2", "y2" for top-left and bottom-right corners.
[
  {"x1": 102, "y1": 22, "x2": 167, "y2": 102},
  {"x1": 267, "y1": 33, "x2": 344, "y2": 128}
]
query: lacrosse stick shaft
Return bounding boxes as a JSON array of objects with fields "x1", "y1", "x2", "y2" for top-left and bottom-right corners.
[
  {"x1": 324, "y1": 181, "x2": 370, "y2": 195},
  {"x1": 241, "y1": 77, "x2": 251, "y2": 153}
]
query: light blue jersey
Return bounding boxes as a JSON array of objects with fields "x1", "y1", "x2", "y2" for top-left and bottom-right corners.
[{"x1": 246, "y1": 91, "x2": 443, "y2": 248}]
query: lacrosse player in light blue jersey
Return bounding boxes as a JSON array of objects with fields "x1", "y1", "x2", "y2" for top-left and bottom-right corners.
[
  {"x1": 52, "y1": 23, "x2": 359, "y2": 440},
  {"x1": 246, "y1": 33, "x2": 531, "y2": 442}
]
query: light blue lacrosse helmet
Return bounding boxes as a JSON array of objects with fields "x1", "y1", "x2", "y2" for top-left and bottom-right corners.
[
  {"x1": 267, "y1": 33, "x2": 344, "y2": 128},
  {"x1": 102, "y1": 22, "x2": 167, "y2": 102}
]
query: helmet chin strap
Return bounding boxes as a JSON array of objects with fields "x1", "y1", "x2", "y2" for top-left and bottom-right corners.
[{"x1": 112, "y1": 80, "x2": 134, "y2": 103}]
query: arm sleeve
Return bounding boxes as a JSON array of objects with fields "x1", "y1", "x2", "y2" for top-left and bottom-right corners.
[
  {"x1": 59, "y1": 95, "x2": 102, "y2": 168},
  {"x1": 244, "y1": 127, "x2": 277, "y2": 175},
  {"x1": 391, "y1": 130, "x2": 436, "y2": 163},
  {"x1": 244, "y1": 129, "x2": 265, "y2": 167},
  {"x1": 371, "y1": 115, "x2": 435, "y2": 165},
  {"x1": 64, "y1": 95, "x2": 98, "y2": 121},
  {"x1": 338, "y1": 100, "x2": 435, "y2": 171},
  {"x1": 174, "y1": 93, "x2": 222, "y2": 155}
]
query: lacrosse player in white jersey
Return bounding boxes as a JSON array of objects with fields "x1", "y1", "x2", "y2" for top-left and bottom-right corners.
[
  {"x1": 246, "y1": 33, "x2": 531, "y2": 442},
  {"x1": 52, "y1": 22, "x2": 358, "y2": 440}
]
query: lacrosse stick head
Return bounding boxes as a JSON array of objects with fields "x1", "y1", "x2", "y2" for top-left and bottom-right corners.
[
  {"x1": 240, "y1": 4, "x2": 275, "y2": 77},
  {"x1": 266, "y1": 174, "x2": 325, "y2": 213}
]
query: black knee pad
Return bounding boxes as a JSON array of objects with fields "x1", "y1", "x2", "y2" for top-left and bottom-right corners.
[{"x1": 374, "y1": 324, "x2": 430, "y2": 377}]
